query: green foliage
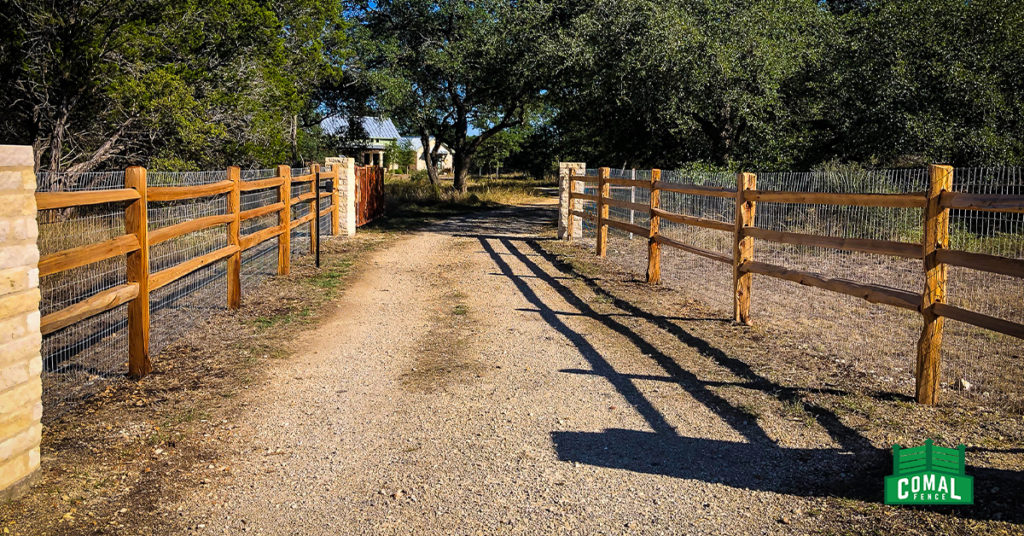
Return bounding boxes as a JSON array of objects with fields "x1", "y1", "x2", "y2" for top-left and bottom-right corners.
[
  {"x1": 550, "y1": 0, "x2": 830, "y2": 169},
  {"x1": 5, "y1": 0, "x2": 1023, "y2": 177},
  {"x1": 384, "y1": 138, "x2": 417, "y2": 173},
  {"x1": 351, "y1": 0, "x2": 558, "y2": 191},
  {"x1": 547, "y1": 0, "x2": 1024, "y2": 169},
  {"x1": 824, "y1": 0, "x2": 1024, "y2": 166},
  {"x1": 0, "y1": 0, "x2": 355, "y2": 177},
  {"x1": 475, "y1": 129, "x2": 526, "y2": 169}
]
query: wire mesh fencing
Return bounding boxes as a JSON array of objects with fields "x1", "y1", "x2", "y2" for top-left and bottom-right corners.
[
  {"x1": 944, "y1": 167, "x2": 1024, "y2": 407},
  {"x1": 35, "y1": 166, "x2": 346, "y2": 420},
  {"x1": 565, "y1": 165, "x2": 1024, "y2": 409}
]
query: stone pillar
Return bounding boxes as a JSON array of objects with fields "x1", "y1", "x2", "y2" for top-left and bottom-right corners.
[
  {"x1": 0, "y1": 145, "x2": 42, "y2": 500},
  {"x1": 329, "y1": 157, "x2": 357, "y2": 236},
  {"x1": 558, "y1": 162, "x2": 585, "y2": 240}
]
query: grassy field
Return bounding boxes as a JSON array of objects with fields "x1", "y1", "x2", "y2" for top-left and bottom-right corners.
[{"x1": 378, "y1": 173, "x2": 558, "y2": 228}]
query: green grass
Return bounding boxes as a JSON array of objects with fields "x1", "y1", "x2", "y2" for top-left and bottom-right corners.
[
  {"x1": 310, "y1": 259, "x2": 354, "y2": 294},
  {"x1": 252, "y1": 307, "x2": 312, "y2": 331}
]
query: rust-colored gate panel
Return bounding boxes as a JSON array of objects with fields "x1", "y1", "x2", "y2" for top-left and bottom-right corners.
[{"x1": 355, "y1": 165, "x2": 385, "y2": 226}]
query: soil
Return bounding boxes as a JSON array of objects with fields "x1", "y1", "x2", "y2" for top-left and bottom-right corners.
[{"x1": 2, "y1": 202, "x2": 1022, "y2": 535}]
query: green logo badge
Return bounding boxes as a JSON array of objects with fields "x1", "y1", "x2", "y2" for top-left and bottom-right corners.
[{"x1": 884, "y1": 439, "x2": 973, "y2": 505}]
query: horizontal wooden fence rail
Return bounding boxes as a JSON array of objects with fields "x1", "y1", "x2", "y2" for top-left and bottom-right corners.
[
  {"x1": 35, "y1": 189, "x2": 141, "y2": 210},
  {"x1": 147, "y1": 180, "x2": 235, "y2": 201},
  {"x1": 563, "y1": 164, "x2": 1024, "y2": 405},
  {"x1": 35, "y1": 161, "x2": 352, "y2": 379},
  {"x1": 940, "y1": 192, "x2": 1024, "y2": 213}
]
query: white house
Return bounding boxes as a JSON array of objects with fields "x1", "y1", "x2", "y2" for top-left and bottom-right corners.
[
  {"x1": 320, "y1": 116, "x2": 454, "y2": 173},
  {"x1": 401, "y1": 137, "x2": 453, "y2": 173},
  {"x1": 320, "y1": 116, "x2": 401, "y2": 168}
]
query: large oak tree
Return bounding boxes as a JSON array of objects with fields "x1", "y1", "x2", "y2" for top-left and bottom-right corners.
[{"x1": 351, "y1": 0, "x2": 555, "y2": 192}]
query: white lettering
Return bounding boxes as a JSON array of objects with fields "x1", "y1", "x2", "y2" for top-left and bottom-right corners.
[
  {"x1": 923, "y1": 474, "x2": 935, "y2": 491},
  {"x1": 951, "y1": 479, "x2": 961, "y2": 500},
  {"x1": 898, "y1": 478, "x2": 909, "y2": 500},
  {"x1": 911, "y1": 476, "x2": 920, "y2": 493},
  {"x1": 938, "y1": 477, "x2": 948, "y2": 494}
]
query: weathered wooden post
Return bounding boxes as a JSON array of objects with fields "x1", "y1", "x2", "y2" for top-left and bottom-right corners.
[
  {"x1": 125, "y1": 166, "x2": 152, "y2": 377},
  {"x1": 596, "y1": 167, "x2": 610, "y2": 256},
  {"x1": 308, "y1": 164, "x2": 319, "y2": 254},
  {"x1": 647, "y1": 169, "x2": 662, "y2": 284},
  {"x1": 226, "y1": 166, "x2": 241, "y2": 309},
  {"x1": 917, "y1": 164, "x2": 953, "y2": 405},
  {"x1": 277, "y1": 165, "x2": 291, "y2": 275},
  {"x1": 733, "y1": 172, "x2": 756, "y2": 325}
]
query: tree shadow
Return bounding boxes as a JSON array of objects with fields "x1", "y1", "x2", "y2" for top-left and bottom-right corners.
[{"x1": 464, "y1": 217, "x2": 1023, "y2": 523}]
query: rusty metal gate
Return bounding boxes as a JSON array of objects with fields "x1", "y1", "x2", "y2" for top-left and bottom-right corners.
[{"x1": 355, "y1": 165, "x2": 385, "y2": 226}]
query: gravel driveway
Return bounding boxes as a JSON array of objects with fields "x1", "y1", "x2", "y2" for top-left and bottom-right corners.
[{"x1": 167, "y1": 204, "x2": 860, "y2": 535}]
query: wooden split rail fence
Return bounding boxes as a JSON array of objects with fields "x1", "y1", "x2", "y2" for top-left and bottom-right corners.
[
  {"x1": 36, "y1": 163, "x2": 349, "y2": 378},
  {"x1": 566, "y1": 165, "x2": 1024, "y2": 404}
]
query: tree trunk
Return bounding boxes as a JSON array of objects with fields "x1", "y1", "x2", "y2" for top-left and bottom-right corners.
[
  {"x1": 453, "y1": 151, "x2": 471, "y2": 193},
  {"x1": 419, "y1": 130, "x2": 440, "y2": 186}
]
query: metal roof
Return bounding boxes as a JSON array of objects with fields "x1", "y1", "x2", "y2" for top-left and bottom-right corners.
[{"x1": 321, "y1": 116, "x2": 401, "y2": 140}]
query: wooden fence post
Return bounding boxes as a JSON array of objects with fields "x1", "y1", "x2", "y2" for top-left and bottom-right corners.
[
  {"x1": 917, "y1": 164, "x2": 953, "y2": 405},
  {"x1": 647, "y1": 169, "x2": 662, "y2": 284},
  {"x1": 330, "y1": 164, "x2": 340, "y2": 235},
  {"x1": 125, "y1": 166, "x2": 151, "y2": 377},
  {"x1": 596, "y1": 167, "x2": 610, "y2": 256},
  {"x1": 277, "y1": 165, "x2": 291, "y2": 275},
  {"x1": 226, "y1": 166, "x2": 241, "y2": 309},
  {"x1": 733, "y1": 172, "x2": 756, "y2": 325},
  {"x1": 309, "y1": 164, "x2": 319, "y2": 254}
]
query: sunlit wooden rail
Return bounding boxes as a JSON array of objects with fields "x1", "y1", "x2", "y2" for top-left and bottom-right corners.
[
  {"x1": 566, "y1": 165, "x2": 1024, "y2": 405},
  {"x1": 35, "y1": 162, "x2": 367, "y2": 379}
]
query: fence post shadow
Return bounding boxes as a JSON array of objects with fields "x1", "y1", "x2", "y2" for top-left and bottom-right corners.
[{"x1": 466, "y1": 224, "x2": 1023, "y2": 520}]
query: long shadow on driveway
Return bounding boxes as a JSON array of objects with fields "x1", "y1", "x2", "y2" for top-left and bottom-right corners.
[{"x1": 453, "y1": 205, "x2": 1022, "y2": 523}]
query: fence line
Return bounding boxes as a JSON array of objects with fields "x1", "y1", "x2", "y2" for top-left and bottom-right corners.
[
  {"x1": 36, "y1": 162, "x2": 377, "y2": 415},
  {"x1": 564, "y1": 165, "x2": 1024, "y2": 405}
]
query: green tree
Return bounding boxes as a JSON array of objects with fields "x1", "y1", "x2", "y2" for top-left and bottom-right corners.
[
  {"x1": 384, "y1": 138, "x2": 416, "y2": 174},
  {"x1": 351, "y1": 0, "x2": 556, "y2": 192},
  {"x1": 475, "y1": 129, "x2": 525, "y2": 177},
  {"x1": 825, "y1": 0, "x2": 1024, "y2": 166},
  {"x1": 0, "y1": 0, "x2": 355, "y2": 184},
  {"x1": 549, "y1": 0, "x2": 831, "y2": 169}
]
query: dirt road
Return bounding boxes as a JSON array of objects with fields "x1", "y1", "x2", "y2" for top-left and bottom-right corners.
[{"x1": 160, "y1": 205, "x2": 933, "y2": 534}]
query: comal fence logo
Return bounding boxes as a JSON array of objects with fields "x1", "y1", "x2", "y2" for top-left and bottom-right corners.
[{"x1": 884, "y1": 439, "x2": 973, "y2": 505}]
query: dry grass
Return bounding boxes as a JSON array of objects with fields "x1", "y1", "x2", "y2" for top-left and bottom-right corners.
[
  {"x1": 537, "y1": 235, "x2": 1024, "y2": 535},
  {"x1": 380, "y1": 173, "x2": 556, "y2": 229},
  {"x1": 1, "y1": 230, "x2": 398, "y2": 535},
  {"x1": 580, "y1": 223, "x2": 1024, "y2": 414},
  {"x1": 399, "y1": 253, "x2": 486, "y2": 393}
]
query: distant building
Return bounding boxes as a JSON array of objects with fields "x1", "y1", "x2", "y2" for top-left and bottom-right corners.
[
  {"x1": 320, "y1": 116, "x2": 401, "y2": 167},
  {"x1": 320, "y1": 116, "x2": 455, "y2": 173},
  {"x1": 401, "y1": 137, "x2": 453, "y2": 173}
]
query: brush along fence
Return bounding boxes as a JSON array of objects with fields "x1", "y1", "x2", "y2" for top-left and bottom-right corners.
[
  {"x1": 35, "y1": 163, "x2": 379, "y2": 416},
  {"x1": 562, "y1": 165, "x2": 1024, "y2": 405}
]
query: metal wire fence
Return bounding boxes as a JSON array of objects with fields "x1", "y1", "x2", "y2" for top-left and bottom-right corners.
[
  {"x1": 568, "y1": 166, "x2": 1024, "y2": 409},
  {"x1": 36, "y1": 167, "x2": 341, "y2": 420}
]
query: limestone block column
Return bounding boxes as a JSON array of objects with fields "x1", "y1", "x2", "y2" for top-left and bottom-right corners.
[
  {"x1": 0, "y1": 145, "x2": 42, "y2": 500},
  {"x1": 558, "y1": 162, "x2": 585, "y2": 240},
  {"x1": 329, "y1": 157, "x2": 357, "y2": 236}
]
